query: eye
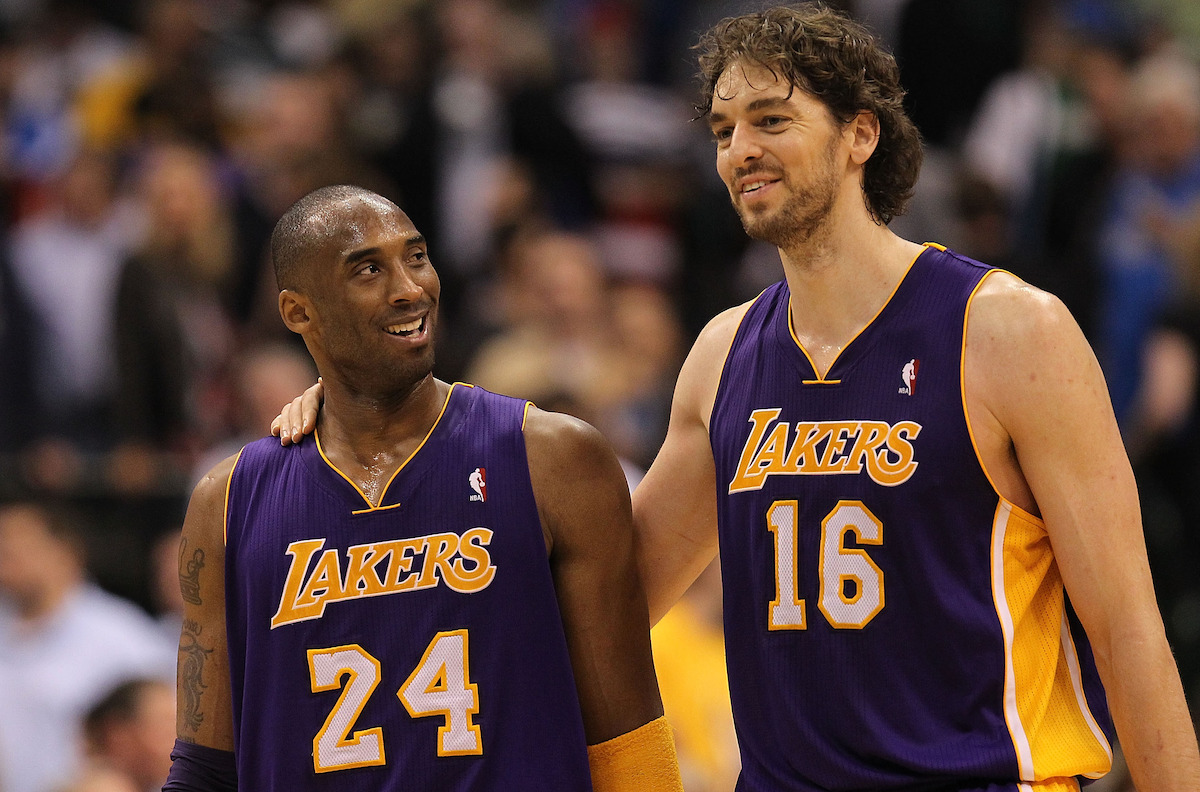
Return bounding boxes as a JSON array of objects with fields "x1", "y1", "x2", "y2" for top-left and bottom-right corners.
[
  {"x1": 408, "y1": 249, "x2": 429, "y2": 265},
  {"x1": 711, "y1": 125, "x2": 733, "y2": 144},
  {"x1": 354, "y1": 262, "x2": 381, "y2": 277},
  {"x1": 761, "y1": 115, "x2": 787, "y2": 129}
]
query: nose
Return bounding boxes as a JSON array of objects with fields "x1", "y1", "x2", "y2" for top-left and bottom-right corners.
[
  {"x1": 387, "y1": 263, "x2": 425, "y2": 304},
  {"x1": 727, "y1": 123, "x2": 763, "y2": 166}
]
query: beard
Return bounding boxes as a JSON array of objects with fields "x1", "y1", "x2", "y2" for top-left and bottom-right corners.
[{"x1": 733, "y1": 137, "x2": 841, "y2": 249}]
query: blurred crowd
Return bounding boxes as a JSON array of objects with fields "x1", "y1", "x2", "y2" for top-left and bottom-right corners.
[{"x1": 0, "y1": 0, "x2": 1199, "y2": 790}]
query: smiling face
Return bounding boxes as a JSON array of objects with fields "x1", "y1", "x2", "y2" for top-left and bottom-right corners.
[
  {"x1": 280, "y1": 194, "x2": 441, "y2": 399},
  {"x1": 709, "y1": 60, "x2": 848, "y2": 248}
]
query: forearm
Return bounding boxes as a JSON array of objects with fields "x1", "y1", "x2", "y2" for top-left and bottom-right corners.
[{"x1": 1102, "y1": 630, "x2": 1200, "y2": 789}]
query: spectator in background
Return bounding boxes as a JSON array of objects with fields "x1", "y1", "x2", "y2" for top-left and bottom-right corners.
[
  {"x1": 0, "y1": 500, "x2": 175, "y2": 792},
  {"x1": 115, "y1": 140, "x2": 238, "y2": 465},
  {"x1": 189, "y1": 340, "x2": 317, "y2": 484},
  {"x1": 7, "y1": 148, "x2": 142, "y2": 464},
  {"x1": 65, "y1": 677, "x2": 176, "y2": 792},
  {"x1": 1094, "y1": 51, "x2": 1200, "y2": 427},
  {"x1": 465, "y1": 229, "x2": 627, "y2": 413},
  {"x1": 370, "y1": 0, "x2": 595, "y2": 339},
  {"x1": 960, "y1": 0, "x2": 1140, "y2": 334}
]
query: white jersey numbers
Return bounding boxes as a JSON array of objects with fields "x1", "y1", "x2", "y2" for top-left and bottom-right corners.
[
  {"x1": 399, "y1": 630, "x2": 483, "y2": 756},
  {"x1": 768, "y1": 499, "x2": 885, "y2": 630},
  {"x1": 308, "y1": 631, "x2": 483, "y2": 774},
  {"x1": 309, "y1": 645, "x2": 386, "y2": 772}
]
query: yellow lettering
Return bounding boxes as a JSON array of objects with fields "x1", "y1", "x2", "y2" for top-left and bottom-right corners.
[
  {"x1": 730, "y1": 409, "x2": 782, "y2": 492},
  {"x1": 272, "y1": 529, "x2": 499, "y2": 629},
  {"x1": 417, "y1": 534, "x2": 460, "y2": 589},
  {"x1": 271, "y1": 539, "x2": 328, "y2": 629},
  {"x1": 817, "y1": 422, "x2": 858, "y2": 472},
  {"x1": 380, "y1": 538, "x2": 423, "y2": 591},
  {"x1": 784, "y1": 422, "x2": 826, "y2": 473},
  {"x1": 728, "y1": 414, "x2": 923, "y2": 492},
  {"x1": 845, "y1": 422, "x2": 889, "y2": 476},
  {"x1": 446, "y1": 528, "x2": 496, "y2": 593},
  {"x1": 298, "y1": 549, "x2": 346, "y2": 612},
  {"x1": 870, "y1": 421, "x2": 920, "y2": 485},
  {"x1": 343, "y1": 544, "x2": 388, "y2": 597}
]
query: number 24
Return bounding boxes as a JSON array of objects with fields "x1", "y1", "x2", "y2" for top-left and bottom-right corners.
[{"x1": 307, "y1": 630, "x2": 482, "y2": 774}]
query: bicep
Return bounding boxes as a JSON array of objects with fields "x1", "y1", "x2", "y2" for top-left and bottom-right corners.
[
  {"x1": 526, "y1": 412, "x2": 663, "y2": 744},
  {"x1": 175, "y1": 459, "x2": 236, "y2": 750},
  {"x1": 634, "y1": 410, "x2": 720, "y2": 626}
]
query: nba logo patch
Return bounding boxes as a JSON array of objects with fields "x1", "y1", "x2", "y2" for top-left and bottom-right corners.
[
  {"x1": 469, "y1": 467, "x2": 487, "y2": 502},
  {"x1": 899, "y1": 359, "x2": 919, "y2": 395}
]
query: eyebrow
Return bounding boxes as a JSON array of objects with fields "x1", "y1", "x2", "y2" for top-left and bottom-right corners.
[
  {"x1": 709, "y1": 95, "x2": 793, "y2": 125},
  {"x1": 342, "y1": 234, "x2": 427, "y2": 266}
]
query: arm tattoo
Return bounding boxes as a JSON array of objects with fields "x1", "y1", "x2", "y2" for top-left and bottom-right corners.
[
  {"x1": 179, "y1": 538, "x2": 206, "y2": 606},
  {"x1": 179, "y1": 620, "x2": 213, "y2": 736}
]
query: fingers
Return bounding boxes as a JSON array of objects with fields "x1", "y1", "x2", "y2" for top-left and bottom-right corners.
[{"x1": 276, "y1": 379, "x2": 323, "y2": 446}]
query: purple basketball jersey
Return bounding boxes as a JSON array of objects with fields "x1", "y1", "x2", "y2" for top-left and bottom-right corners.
[
  {"x1": 224, "y1": 383, "x2": 592, "y2": 790},
  {"x1": 710, "y1": 246, "x2": 1114, "y2": 790}
]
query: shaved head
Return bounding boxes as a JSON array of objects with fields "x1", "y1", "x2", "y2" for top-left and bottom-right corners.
[{"x1": 270, "y1": 185, "x2": 400, "y2": 291}]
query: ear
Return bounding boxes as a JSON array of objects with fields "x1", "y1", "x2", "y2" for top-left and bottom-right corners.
[
  {"x1": 847, "y1": 111, "x2": 880, "y2": 166},
  {"x1": 279, "y1": 289, "x2": 314, "y2": 334}
]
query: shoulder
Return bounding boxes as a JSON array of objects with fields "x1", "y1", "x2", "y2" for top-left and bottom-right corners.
[
  {"x1": 673, "y1": 299, "x2": 758, "y2": 428},
  {"x1": 522, "y1": 406, "x2": 632, "y2": 553},
  {"x1": 965, "y1": 270, "x2": 1103, "y2": 436},
  {"x1": 192, "y1": 452, "x2": 240, "y2": 504},
  {"x1": 522, "y1": 406, "x2": 620, "y2": 479},
  {"x1": 183, "y1": 452, "x2": 241, "y2": 542},
  {"x1": 966, "y1": 270, "x2": 1081, "y2": 364}
]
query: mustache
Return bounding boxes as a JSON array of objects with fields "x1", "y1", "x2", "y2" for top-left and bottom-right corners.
[{"x1": 732, "y1": 164, "x2": 783, "y2": 181}]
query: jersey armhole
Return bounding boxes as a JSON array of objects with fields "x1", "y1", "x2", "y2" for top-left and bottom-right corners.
[
  {"x1": 707, "y1": 297, "x2": 766, "y2": 432},
  {"x1": 223, "y1": 447, "x2": 246, "y2": 547}
]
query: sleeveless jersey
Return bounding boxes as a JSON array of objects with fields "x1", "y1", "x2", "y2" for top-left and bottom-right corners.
[
  {"x1": 224, "y1": 383, "x2": 593, "y2": 790},
  {"x1": 709, "y1": 246, "x2": 1114, "y2": 791}
]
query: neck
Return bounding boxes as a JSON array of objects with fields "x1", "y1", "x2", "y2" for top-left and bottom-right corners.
[
  {"x1": 315, "y1": 375, "x2": 452, "y2": 503},
  {"x1": 776, "y1": 204, "x2": 925, "y2": 374}
]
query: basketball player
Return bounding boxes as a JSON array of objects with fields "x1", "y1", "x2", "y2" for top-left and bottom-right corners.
[
  {"x1": 270, "y1": 6, "x2": 1200, "y2": 790},
  {"x1": 165, "y1": 186, "x2": 682, "y2": 790}
]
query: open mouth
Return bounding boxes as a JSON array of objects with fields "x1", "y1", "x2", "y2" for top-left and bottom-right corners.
[
  {"x1": 384, "y1": 316, "x2": 426, "y2": 337},
  {"x1": 741, "y1": 179, "x2": 775, "y2": 194}
]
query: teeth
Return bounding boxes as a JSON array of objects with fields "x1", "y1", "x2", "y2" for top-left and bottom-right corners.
[
  {"x1": 386, "y1": 318, "x2": 422, "y2": 335},
  {"x1": 743, "y1": 180, "x2": 771, "y2": 193}
]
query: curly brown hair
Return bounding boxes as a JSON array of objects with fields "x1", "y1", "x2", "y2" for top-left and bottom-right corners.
[{"x1": 695, "y1": 4, "x2": 922, "y2": 224}]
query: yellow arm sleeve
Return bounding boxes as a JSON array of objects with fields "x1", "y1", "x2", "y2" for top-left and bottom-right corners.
[{"x1": 586, "y1": 715, "x2": 685, "y2": 792}]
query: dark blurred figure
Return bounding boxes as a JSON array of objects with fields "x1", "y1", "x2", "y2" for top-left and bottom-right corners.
[
  {"x1": 368, "y1": 0, "x2": 596, "y2": 358},
  {"x1": 959, "y1": 1, "x2": 1141, "y2": 334},
  {"x1": 894, "y1": 0, "x2": 1022, "y2": 148},
  {"x1": 115, "y1": 140, "x2": 238, "y2": 467},
  {"x1": 0, "y1": 500, "x2": 174, "y2": 792}
]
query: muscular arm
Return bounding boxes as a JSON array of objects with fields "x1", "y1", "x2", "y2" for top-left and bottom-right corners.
[
  {"x1": 173, "y1": 456, "x2": 237, "y2": 752},
  {"x1": 967, "y1": 274, "x2": 1200, "y2": 788},
  {"x1": 524, "y1": 407, "x2": 664, "y2": 743},
  {"x1": 633, "y1": 305, "x2": 745, "y2": 624}
]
